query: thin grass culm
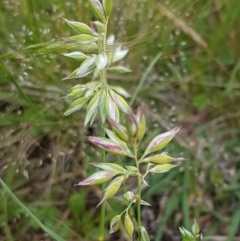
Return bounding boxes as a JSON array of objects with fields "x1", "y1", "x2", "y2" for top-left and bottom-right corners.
[{"x1": 62, "y1": 0, "x2": 183, "y2": 240}]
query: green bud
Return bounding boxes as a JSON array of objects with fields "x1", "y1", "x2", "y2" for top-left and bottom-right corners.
[
  {"x1": 143, "y1": 127, "x2": 180, "y2": 157},
  {"x1": 96, "y1": 52, "x2": 108, "y2": 70},
  {"x1": 93, "y1": 162, "x2": 126, "y2": 173},
  {"x1": 123, "y1": 191, "x2": 135, "y2": 202},
  {"x1": 136, "y1": 106, "x2": 146, "y2": 141},
  {"x1": 110, "y1": 214, "x2": 121, "y2": 234},
  {"x1": 126, "y1": 110, "x2": 138, "y2": 137},
  {"x1": 140, "y1": 227, "x2": 150, "y2": 241},
  {"x1": 70, "y1": 34, "x2": 99, "y2": 44},
  {"x1": 62, "y1": 51, "x2": 89, "y2": 61},
  {"x1": 103, "y1": 0, "x2": 113, "y2": 17},
  {"x1": 76, "y1": 56, "x2": 96, "y2": 78},
  {"x1": 142, "y1": 152, "x2": 183, "y2": 164},
  {"x1": 107, "y1": 117, "x2": 129, "y2": 142},
  {"x1": 75, "y1": 170, "x2": 116, "y2": 186},
  {"x1": 88, "y1": 136, "x2": 132, "y2": 156},
  {"x1": 106, "y1": 93, "x2": 120, "y2": 122},
  {"x1": 89, "y1": 0, "x2": 106, "y2": 22},
  {"x1": 148, "y1": 164, "x2": 177, "y2": 173},
  {"x1": 124, "y1": 212, "x2": 134, "y2": 239},
  {"x1": 64, "y1": 97, "x2": 89, "y2": 116},
  {"x1": 97, "y1": 176, "x2": 125, "y2": 207},
  {"x1": 91, "y1": 21, "x2": 105, "y2": 34},
  {"x1": 63, "y1": 18, "x2": 96, "y2": 35},
  {"x1": 108, "y1": 65, "x2": 131, "y2": 73},
  {"x1": 110, "y1": 90, "x2": 131, "y2": 114},
  {"x1": 84, "y1": 92, "x2": 101, "y2": 126}
]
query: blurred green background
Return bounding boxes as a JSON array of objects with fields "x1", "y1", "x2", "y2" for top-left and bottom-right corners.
[{"x1": 0, "y1": 0, "x2": 239, "y2": 240}]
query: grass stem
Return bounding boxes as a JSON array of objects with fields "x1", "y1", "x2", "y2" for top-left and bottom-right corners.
[
  {"x1": 130, "y1": 52, "x2": 162, "y2": 106},
  {"x1": 99, "y1": 126, "x2": 106, "y2": 241},
  {"x1": 137, "y1": 174, "x2": 142, "y2": 240}
]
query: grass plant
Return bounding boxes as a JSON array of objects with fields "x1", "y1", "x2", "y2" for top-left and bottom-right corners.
[
  {"x1": 61, "y1": 1, "x2": 182, "y2": 240},
  {"x1": 0, "y1": 0, "x2": 239, "y2": 240}
]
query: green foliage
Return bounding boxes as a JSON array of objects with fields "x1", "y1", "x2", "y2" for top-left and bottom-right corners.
[
  {"x1": 0, "y1": 179, "x2": 65, "y2": 241},
  {"x1": 68, "y1": 192, "x2": 100, "y2": 240},
  {"x1": 180, "y1": 220, "x2": 203, "y2": 241}
]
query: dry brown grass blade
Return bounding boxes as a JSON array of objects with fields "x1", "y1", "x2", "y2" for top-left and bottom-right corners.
[
  {"x1": 158, "y1": 2, "x2": 229, "y2": 75},
  {"x1": 158, "y1": 3, "x2": 208, "y2": 50}
]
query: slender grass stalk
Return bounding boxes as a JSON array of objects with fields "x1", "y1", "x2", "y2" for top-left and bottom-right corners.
[
  {"x1": 98, "y1": 17, "x2": 109, "y2": 241},
  {"x1": 99, "y1": 126, "x2": 106, "y2": 241},
  {"x1": 130, "y1": 52, "x2": 162, "y2": 106},
  {"x1": 0, "y1": 179, "x2": 65, "y2": 241},
  {"x1": 134, "y1": 144, "x2": 142, "y2": 240},
  {"x1": 26, "y1": 0, "x2": 40, "y2": 40},
  {"x1": 137, "y1": 174, "x2": 142, "y2": 240},
  {"x1": 3, "y1": 197, "x2": 14, "y2": 241}
]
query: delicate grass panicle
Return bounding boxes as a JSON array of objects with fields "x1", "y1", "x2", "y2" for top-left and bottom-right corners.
[{"x1": 63, "y1": 0, "x2": 183, "y2": 240}]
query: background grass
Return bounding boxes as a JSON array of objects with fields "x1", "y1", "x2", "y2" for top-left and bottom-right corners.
[{"x1": 0, "y1": 0, "x2": 240, "y2": 240}]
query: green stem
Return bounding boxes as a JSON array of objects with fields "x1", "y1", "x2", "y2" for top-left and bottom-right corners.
[
  {"x1": 99, "y1": 125, "x2": 106, "y2": 241},
  {"x1": 137, "y1": 174, "x2": 142, "y2": 240},
  {"x1": 134, "y1": 145, "x2": 142, "y2": 240},
  {"x1": 99, "y1": 18, "x2": 109, "y2": 241},
  {"x1": 130, "y1": 52, "x2": 162, "y2": 106}
]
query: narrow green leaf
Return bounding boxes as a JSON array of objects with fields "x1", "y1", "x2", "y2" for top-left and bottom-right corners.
[
  {"x1": 0, "y1": 180, "x2": 65, "y2": 241},
  {"x1": 64, "y1": 97, "x2": 89, "y2": 116},
  {"x1": 103, "y1": 0, "x2": 113, "y2": 17},
  {"x1": 226, "y1": 208, "x2": 240, "y2": 241}
]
